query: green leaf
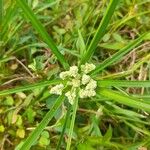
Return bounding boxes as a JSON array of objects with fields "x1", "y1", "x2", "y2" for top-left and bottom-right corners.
[
  {"x1": 4, "y1": 96, "x2": 14, "y2": 106},
  {"x1": 98, "y1": 88, "x2": 150, "y2": 113},
  {"x1": 102, "y1": 33, "x2": 111, "y2": 42},
  {"x1": 16, "y1": 128, "x2": 25, "y2": 139},
  {"x1": 0, "y1": 80, "x2": 62, "y2": 96},
  {"x1": 56, "y1": 103, "x2": 71, "y2": 150},
  {"x1": 91, "y1": 33, "x2": 147, "y2": 75},
  {"x1": 26, "y1": 108, "x2": 36, "y2": 123},
  {"x1": 1, "y1": 2, "x2": 17, "y2": 41},
  {"x1": 41, "y1": 131, "x2": 50, "y2": 138},
  {"x1": 38, "y1": 136, "x2": 50, "y2": 146},
  {"x1": 125, "y1": 121, "x2": 150, "y2": 136},
  {"x1": 112, "y1": 32, "x2": 124, "y2": 43},
  {"x1": 102, "y1": 125, "x2": 112, "y2": 142},
  {"x1": 106, "y1": 101, "x2": 146, "y2": 119},
  {"x1": 17, "y1": 95, "x2": 65, "y2": 150},
  {"x1": 100, "y1": 42, "x2": 125, "y2": 50},
  {"x1": 81, "y1": 0, "x2": 119, "y2": 64},
  {"x1": 16, "y1": 0, "x2": 69, "y2": 70},
  {"x1": 66, "y1": 94, "x2": 79, "y2": 150},
  {"x1": 0, "y1": 0, "x2": 3, "y2": 25},
  {"x1": 98, "y1": 80, "x2": 150, "y2": 87},
  {"x1": 0, "y1": 125, "x2": 5, "y2": 133},
  {"x1": 76, "y1": 30, "x2": 86, "y2": 57}
]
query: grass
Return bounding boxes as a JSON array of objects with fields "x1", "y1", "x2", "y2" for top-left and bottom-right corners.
[{"x1": 1, "y1": 0, "x2": 150, "y2": 149}]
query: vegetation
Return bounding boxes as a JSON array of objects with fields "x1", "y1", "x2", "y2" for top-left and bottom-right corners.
[{"x1": 1, "y1": 0, "x2": 150, "y2": 149}]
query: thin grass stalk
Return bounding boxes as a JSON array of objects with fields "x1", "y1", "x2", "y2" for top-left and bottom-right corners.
[
  {"x1": 56, "y1": 103, "x2": 71, "y2": 150},
  {"x1": 66, "y1": 96, "x2": 79, "y2": 150}
]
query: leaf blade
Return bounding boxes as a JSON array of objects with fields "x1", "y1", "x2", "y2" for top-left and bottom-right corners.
[
  {"x1": 66, "y1": 95, "x2": 79, "y2": 150},
  {"x1": 0, "y1": 80, "x2": 62, "y2": 96},
  {"x1": 17, "y1": 95, "x2": 65, "y2": 150},
  {"x1": 98, "y1": 88, "x2": 150, "y2": 112},
  {"x1": 98, "y1": 80, "x2": 150, "y2": 87}
]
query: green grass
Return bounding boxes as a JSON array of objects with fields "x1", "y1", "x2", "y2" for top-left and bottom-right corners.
[{"x1": 1, "y1": 0, "x2": 150, "y2": 149}]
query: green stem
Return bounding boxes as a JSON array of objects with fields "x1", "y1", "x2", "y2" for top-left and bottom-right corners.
[
  {"x1": 66, "y1": 96, "x2": 79, "y2": 150},
  {"x1": 56, "y1": 103, "x2": 71, "y2": 150}
]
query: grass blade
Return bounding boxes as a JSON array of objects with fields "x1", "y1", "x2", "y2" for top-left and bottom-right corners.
[
  {"x1": 91, "y1": 33, "x2": 147, "y2": 75},
  {"x1": 81, "y1": 0, "x2": 119, "y2": 64},
  {"x1": 0, "y1": 80, "x2": 62, "y2": 96},
  {"x1": 98, "y1": 88, "x2": 150, "y2": 113},
  {"x1": 0, "y1": 0, "x2": 3, "y2": 25},
  {"x1": 66, "y1": 95, "x2": 79, "y2": 150},
  {"x1": 16, "y1": 0, "x2": 69, "y2": 69},
  {"x1": 124, "y1": 121, "x2": 150, "y2": 136},
  {"x1": 56, "y1": 103, "x2": 71, "y2": 150},
  {"x1": 17, "y1": 95, "x2": 65, "y2": 150},
  {"x1": 98, "y1": 80, "x2": 150, "y2": 87},
  {"x1": 0, "y1": 0, "x2": 3, "y2": 50}
]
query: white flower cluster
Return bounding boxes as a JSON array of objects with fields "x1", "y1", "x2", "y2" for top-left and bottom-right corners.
[
  {"x1": 50, "y1": 63, "x2": 97, "y2": 105},
  {"x1": 50, "y1": 84, "x2": 64, "y2": 95}
]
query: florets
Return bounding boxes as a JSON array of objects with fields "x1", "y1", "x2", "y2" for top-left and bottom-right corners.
[
  {"x1": 50, "y1": 63, "x2": 97, "y2": 105},
  {"x1": 50, "y1": 84, "x2": 64, "y2": 95}
]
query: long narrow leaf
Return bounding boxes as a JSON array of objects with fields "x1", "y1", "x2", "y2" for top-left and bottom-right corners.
[
  {"x1": 91, "y1": 33, "x2": 147, "y2": 75},
  {"x1": 98, "y1": 80, "x2": 150, "y2": 87},
  {"x1": 0, "y1": 0, "x2": 3, "y2": 48},
  {"x1": 16, "y1": 0, "x2": 69, "y2": 69},
  {"x1": 1, "y1": 3, "x2": 17, "y2": 41},
  {"x1": 0, "y1": 0, "x2": 3, "y2": 25},
  {"x1": 98, "y1": 88, "x2": 150, "y2": 113},
  {"x1": 81, "y1": 0, "x2": 119, "y2": 64},
  {"x1": 56, "y1": 103, "x2": 71, "y2": 150},
  {"x1": 66, "y1": 95, "x2": 79, "y2": 150},
  {"x1": 0, "y1": 80, "x2": 62, "y2": 96},
  {"x1": 17, "y1": 95, "x2": 65, "y2": 150}
]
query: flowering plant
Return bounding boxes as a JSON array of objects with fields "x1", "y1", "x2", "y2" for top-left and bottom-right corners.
[
  {"x1": 50, "y1": 63, "x2": 97, "y2": 105},
  {"x1": 1, "y1": 0, "x2": 149, "y2": 149}
]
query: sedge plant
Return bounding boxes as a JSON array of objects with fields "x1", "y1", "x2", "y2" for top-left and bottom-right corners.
[{"x1": 1, "y1": 0, "x2": 150, "y2": 149}]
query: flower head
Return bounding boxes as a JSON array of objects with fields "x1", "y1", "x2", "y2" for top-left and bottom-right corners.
[
  {"x1": 59, "y1": 71, "x2": 70, "y2": 80},
  {"x1": 87, "y1": 90, "x2": 96, "y2": 97},
  {"x1": 79, "y1": 89, "x2": 88, "y2": 98},
  {"x1": 69, "y1": 66, "x2": 79, "y2": 77},
  {"x1": 81, "y1": 74, "x2": 91, "y2": 85},
  {"x1": 81, "y1": 63, "x2": 96, "y2": 74},
  {"x1": 71, "y1": 79, "x2": 81, "y2": 87},
  {"x1": 50, "y1": 84, "x2": 64, "y2": 95},
  {"x1": 85, "y1": 79, "x2": 97, "y2": 90},
  {"x1": 65, "y1": 89, "x2": 76, "y2": 105},
  {"x1": 79, "y1": 89, "x2": 96, "y2": 98},
  {"x1": 50, "y1": 63, "x2": 97, "y2": 105}
]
